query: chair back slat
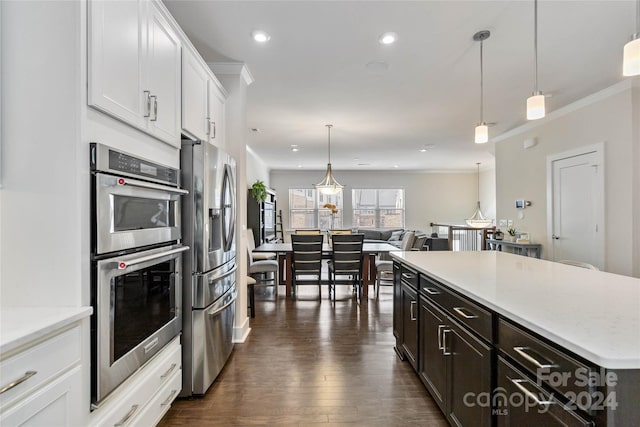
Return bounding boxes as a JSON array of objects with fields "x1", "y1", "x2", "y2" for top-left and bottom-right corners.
[
  {"x1": 291, "y1": 234, "x2": 324, "y2": 274},
  {"x1": 330, "y1": 234, "x2": 364, "y2": 275}
]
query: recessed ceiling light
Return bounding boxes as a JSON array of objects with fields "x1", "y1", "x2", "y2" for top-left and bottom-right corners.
[
  {"x1": 393, "y1": 165, "x2": 399, "y2": 168},
  {"x1": 290, "y1": 144, "x2": 299, "y2": 152},
  {"x1": 250, "y1": 127, "x2": 261, "y2": 133},
  {"x1": 251, "y1": 30, "x2": 271, "y2": 43},
  {"x1": 379, "y1": 32, "x2": 398, "y2": 45},
  {"x1": 419, "y1": 144, "x2": 435, "y2": 152},
  {"x1": 297, "y1": 164, "x2": 303, "y2": 168}
]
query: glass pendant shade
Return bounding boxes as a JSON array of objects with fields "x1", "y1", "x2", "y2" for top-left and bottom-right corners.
[
  {"x1": 315, "y1": 163, "x2": 343, "y2": 195},
  {"x1": 315, "y1": 124, "x2": 343, "y2": 195},
  {"x1": 623, "y1": 36, "x2": 640, "y2": 76},
  {"x1": 475, "y1": 123, "x2": 488, "y2": 144},
  {"x1": 526, "y1": 92, "x2": 545, "y2": 120},
  {"x1": 465, "y1": 163, "x2": 493, "y2": 228},
  {"x1": 466, "y1": 201, "x2": 493, "y2": 228}
]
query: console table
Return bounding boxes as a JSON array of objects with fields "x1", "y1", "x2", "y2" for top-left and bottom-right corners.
[{"x1": 486, "y1": 238, "x2": 541, "y2": 258}]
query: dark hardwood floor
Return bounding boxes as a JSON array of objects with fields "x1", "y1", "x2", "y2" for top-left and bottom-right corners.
[{"x1": 158, "y1": 284, "x2": 447, "y2": 426}]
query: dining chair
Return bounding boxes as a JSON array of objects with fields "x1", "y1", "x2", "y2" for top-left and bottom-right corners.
[
  {"x1": 375, "y1": 231, "x2": 415, "y2": 298},
  {"x1": 246, "y1": 242, "x2": 279, "y2": 295},
  {"x1": 246, "y1": 276, "x2": 257, "y2": 318},
  {"x1": 290, "y1": 234, "x2": 325, "y2": 298},
  {"x1": 557, "y1": 259, "x2": 599, "y2": 270},
  {"x1": 328, "y1": 234, "x2": 365, "y2": 301},
  {"x1": 247, "y1": 228, "x2": 276, "y2": 261}
]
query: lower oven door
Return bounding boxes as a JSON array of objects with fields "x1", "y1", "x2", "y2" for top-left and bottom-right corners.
[
  {"x1": 191, "y1": 284, "x2": 237, "y2": 395},
  {"x1": 93, "y1": 244, "x2": 188, "y2": 404}
]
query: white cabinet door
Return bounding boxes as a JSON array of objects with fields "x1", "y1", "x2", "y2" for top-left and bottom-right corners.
[
  {"x1": 0, "y1": 367, "x2": 82, "y2": 427},
  {"x1": 181, "y1": 49, "x2": 209, "y2": 141},
  {"x1": 88, "y1": 0, "x2": 181, "y2": 147},
  {"x1": 208, "y1": 80, "x2": 225, "y2": 145},
  {"x1": 88, "y1": 0, "x2": 145, "y2": 128},
  {"x1": 144, "y1": 2, "x2": 181, "y2": 147}
]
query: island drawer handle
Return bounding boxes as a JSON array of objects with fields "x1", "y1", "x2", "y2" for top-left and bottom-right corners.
[
  {"x1": 510, "y1": 378, "x2": 555, "y2": 406},
  {"x1": 410, "y1": 300, "x2": 417, "y2": 321},
  {"x1": 0, "y1": 371, "x2": 37, "y2": 395},
  {"x1": 442, "y1": 329, "x2": 451, "y2": 356},
  {"x1": 453, "y1": 306, "x2": 478, "y2": 319},
  {"x1": 437, "y1": 325, "x2": 446, "y2": 350},
  {"x1": 424, "y1": 287, "x2": 441, "y2": 295},
  {"x1": 401, "y1": 273, "x2": 415, "y2": 280},
  {"x1": 513, "y1": 346, "x2": 558, "y2": 369}
]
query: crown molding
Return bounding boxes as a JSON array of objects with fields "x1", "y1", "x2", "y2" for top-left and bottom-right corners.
[{"x1": 209, "y1": 62, "x2": 254, "y2": 86}]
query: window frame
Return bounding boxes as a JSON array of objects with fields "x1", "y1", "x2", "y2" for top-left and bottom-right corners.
[
  {"x1": 352, "y1": 188, "x2": 405, "y2": 229},
  {"x1": 288, "y1": 188, "x2": 343, "y2": 230}
]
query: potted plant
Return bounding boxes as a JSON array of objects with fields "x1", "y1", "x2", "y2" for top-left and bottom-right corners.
[
  {"x1": 506, "y1": 225, "x2": 517, "y2": 242},
  {"x1": 250, "y1": 180, "x2": 267, "y2": 203}
]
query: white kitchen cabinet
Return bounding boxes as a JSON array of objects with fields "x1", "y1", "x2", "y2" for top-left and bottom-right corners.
[
  {"x1": 208, "y1": 78, "x2": 226, "y2": 145},
  {"x1": 181, "y1": 48, "x2": 210, "y2": 141},
  {"x1": 88, "y1": 337, "x2": 181, "y2": 427},
  {"x1": 181, "y1": 45, "x2": 227, "y2": 144},
  {"x1": 0, "y1": 312, "x2": 89, "y2": 427},
  {"x1": 88, "y1": 0, "x2": 182, "y2": 147}
]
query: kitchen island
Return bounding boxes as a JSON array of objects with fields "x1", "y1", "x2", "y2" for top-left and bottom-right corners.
[{"x1": 391, "y1": 251, "x2": 639, "y2": 427}]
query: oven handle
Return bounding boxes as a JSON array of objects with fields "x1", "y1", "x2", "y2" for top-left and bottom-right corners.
[
  {"x1": 117, "y1": 246, "x2": 189, "y2": 270},
  {"x1": 116, "y1": 177, "x2": 189, "y2": 195}
]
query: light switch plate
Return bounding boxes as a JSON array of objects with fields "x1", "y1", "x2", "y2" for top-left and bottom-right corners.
[
  {"x1": 507, "y1": 220, "x2": 513, "y2": 227},
  {"x1": 499, "y1": 219, "x2": 507, "y2": 227}
]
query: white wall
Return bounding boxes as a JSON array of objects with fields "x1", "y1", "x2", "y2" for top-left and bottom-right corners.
[
  {"x1": 270, "y1": 169, "x2": 496, "y2": 235},
  {"x1": 494, "y1": 80, "x2": 638, "y2": 277},
  {"x1": 246, "y1": 145, "x2": 270, "y2": 188}
]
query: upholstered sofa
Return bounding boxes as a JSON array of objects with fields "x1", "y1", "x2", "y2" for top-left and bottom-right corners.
[{"x1": 356, "y1": 228, "x2": 427, "y2": 249}]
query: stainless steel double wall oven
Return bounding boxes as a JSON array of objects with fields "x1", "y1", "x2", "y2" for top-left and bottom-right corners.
[{"x1": 90, "y1": 143, "x2": 188, "y2": 406}]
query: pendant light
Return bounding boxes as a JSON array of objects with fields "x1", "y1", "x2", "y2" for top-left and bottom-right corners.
[
  {"x1": 465, "y1": 163, "x2": 493, "y2": 228},
  {"x1": 474, "y1": 30, "x2": 490, "y2": 144},
  {"x1": 527, "y1": 0, "x2": 545, "y2": 120},
  {"x1": 623, "y1": 0, "x2": 640, "y2": 76},
  {"x1": 314, "y1": 124, "x2": 343, "y2": 195}
]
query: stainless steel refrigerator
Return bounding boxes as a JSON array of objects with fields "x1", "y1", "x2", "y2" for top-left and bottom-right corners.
[{"x1": 180, "y1": 140, "x2": 237, "y2": 396}]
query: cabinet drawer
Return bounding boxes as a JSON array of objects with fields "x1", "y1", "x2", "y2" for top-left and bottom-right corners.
[
  {"x1": 497, "y1": 356, "x2": 593, "y2": 427},
  {"x1": 132, "y1": 368, "x2": 181, "y2": 427},
  {"x1": 498, "y1": 319, "x2": 595, "y2": 401},
  {"x1": 400, "y1": 265, "x2": 419, "y2": 290},
  {"x1": 90, "y1": 338, "x2": 181, "y2": 427},
  {"x1": 0, "y1": 325, "x2": 81, "y2": 410},
  {"x1": 420, "y1": 275, "x2": 492, "y2": 342}
]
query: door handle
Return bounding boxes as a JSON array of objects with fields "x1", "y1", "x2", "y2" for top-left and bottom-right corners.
[
  {"x1": 552, "y1": 234, "x2": 560, "y2": 240},
  {"x1": 437, "y1": 324, "x2": 446, "y2": 350},
  {"x1": 442, "y1": 329, "x2": 451, "y2": 355},
  {"x1": 150, "y1": 95, "x2": 158, "y2": 121},
  {"x1": 143, "y1": 90, "x2": 151, "y2": 117},
  {"x1": 410, "y1": 300, "x2": 417, "y2": 320}
]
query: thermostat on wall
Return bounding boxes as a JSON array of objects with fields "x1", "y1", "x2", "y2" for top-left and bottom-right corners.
[{"x1": 515, "y1": 200, "x2": 531, "y2": 209}]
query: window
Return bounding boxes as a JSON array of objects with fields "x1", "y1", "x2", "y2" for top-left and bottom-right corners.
[
  {"x1": 352, "y1": 189, "x2": 404, "y2": 228},
  {"x1": 289, "y1": 189, "x2": 343, "y2": 230}
]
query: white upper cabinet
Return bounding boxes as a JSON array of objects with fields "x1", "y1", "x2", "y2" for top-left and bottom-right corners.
[
  {"x1": 88, "y1": 0, "x2": 182, "y2": 147},
  {"x1": 208, "y1": 78, "x2": 225, "y2": 145},
  {"x1": 182, "y1": 46, "x2": 227, "y2": 144},
  {"x1": 181, "y1": 48, "x2": 209, "y2": 141}
]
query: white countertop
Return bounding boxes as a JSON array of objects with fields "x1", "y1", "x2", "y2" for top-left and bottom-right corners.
[
  {"x1": 391, "y1": 251, "x2": 640, "y2": 369},
  {"x1": 1, "y1": 306, "x2": 93, "y2": 355}
]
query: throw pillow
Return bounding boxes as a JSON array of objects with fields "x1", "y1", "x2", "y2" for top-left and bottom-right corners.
[{"x1": 389, "y1": 230, "x2": 403, "y2": 241}]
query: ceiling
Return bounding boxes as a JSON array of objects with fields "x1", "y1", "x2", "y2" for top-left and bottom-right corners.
[{"x1": 164, "y1": 0, "x2": 633, "y2": 172}]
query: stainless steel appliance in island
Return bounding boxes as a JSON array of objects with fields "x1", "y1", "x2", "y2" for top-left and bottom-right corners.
[{"x1": 180, "y1": 140, "x2": 237, "y2": 396}]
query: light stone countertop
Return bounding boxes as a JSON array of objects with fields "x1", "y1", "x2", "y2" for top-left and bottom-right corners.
[
  {"x1": 391, "y1": 251, "x2": 640, "y2": 369},
  {"x1": 0, "y1": 306, "x2": 93, "y2": 356}
]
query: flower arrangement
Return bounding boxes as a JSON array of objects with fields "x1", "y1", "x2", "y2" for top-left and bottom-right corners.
[
  {"x1": 323, "y1": 203, "x2": 338, "y2": 214},
  {"x1": 507, "y1": 226, "x2": 517, "y2": 237},
  {"x1": 323, "y1": 203, "x2": 338, "y2": 230}
]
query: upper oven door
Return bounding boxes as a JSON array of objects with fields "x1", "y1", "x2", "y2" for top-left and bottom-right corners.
[{"x1": 94, "y1": 172, "x2": 188, "y2": 255}]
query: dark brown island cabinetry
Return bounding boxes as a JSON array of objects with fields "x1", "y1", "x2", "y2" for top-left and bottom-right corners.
[{"x1": 393, "y1": 259, "x2": 639, "y2": 427}]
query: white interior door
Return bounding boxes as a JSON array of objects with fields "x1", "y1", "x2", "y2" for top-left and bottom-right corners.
[{"x1": 548, "y1": 147, "x2": 604, "y2": 269}]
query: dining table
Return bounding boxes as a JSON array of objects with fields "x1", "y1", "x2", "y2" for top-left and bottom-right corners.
[{"x1": 253, "y1": 241, "x2": 400, "y2": 298}]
